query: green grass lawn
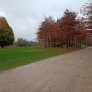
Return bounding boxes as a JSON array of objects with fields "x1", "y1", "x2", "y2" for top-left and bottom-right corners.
[{"x1": 0, "y1": 47, "x2": 84, "y2": 71}]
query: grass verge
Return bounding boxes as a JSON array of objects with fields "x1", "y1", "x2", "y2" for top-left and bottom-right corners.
[{"x1": 0, "y1": 47, "x2": 86, "y2": 71}]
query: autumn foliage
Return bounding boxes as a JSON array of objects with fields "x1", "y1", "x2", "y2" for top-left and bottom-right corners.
[
  {"x1": 80, "y1": 0, "x2": 92, "y2": 45},
  {"x1": 0, "y1": 17, "x2": 14, "y2": 48},
  {"x1": 37, "y1": 10, "x2": 87, "y2": 48},
  {"x1": 81, "y1": 0, "x2": 92, "y2": 34}
]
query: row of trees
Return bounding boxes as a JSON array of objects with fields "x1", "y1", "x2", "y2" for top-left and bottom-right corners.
[
  {"x1": 14, "y1": 38, "x2": 32, "y2": 47},
  {"x1": 14, "y1": 38, "x2": 37, "y2": 47},
  {"x1": 37, "y1": 10, "x2": 87, "y2": 48},
  {"x1": 0, "y1": 0, "x2": 92, "y2": 48}
]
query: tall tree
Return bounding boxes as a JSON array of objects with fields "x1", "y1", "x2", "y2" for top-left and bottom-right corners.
[
  {"x1": 0, "y1": 17, "x2": 14, "y2": 48},
  {"x1": 57, "y1": 10, "x2": 79, "y2": 47},
  {"x1": 37, "y1": 16, "x2": 60, "y2": 47},
  {"x1": 81, "y1": 0, "x2": 92, "y2": 34}
]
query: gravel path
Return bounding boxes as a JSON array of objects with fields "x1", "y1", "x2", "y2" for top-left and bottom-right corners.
[{"x1": 0, "y1": 47, "x2": 92, "y2": 92}]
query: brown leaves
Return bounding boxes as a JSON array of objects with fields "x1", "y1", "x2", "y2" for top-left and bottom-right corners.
[{"x1": 37, "y1": 10, "x2": 87, "y2": 48}]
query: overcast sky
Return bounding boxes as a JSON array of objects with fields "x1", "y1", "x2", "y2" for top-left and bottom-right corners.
[{"x1": 0, "y1": 0, "x2": 88, "y2": 41}]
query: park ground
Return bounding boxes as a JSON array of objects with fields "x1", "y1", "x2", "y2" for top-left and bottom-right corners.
[
  {"x1": 0, "y1": 47, "x2": 92, "y2": 92},
  {"x1": 0, "y1": 47, "x2": 84, "y2": 71}
]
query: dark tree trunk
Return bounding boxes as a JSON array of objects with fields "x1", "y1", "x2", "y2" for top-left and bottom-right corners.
[{"x1": 1, "y1": 45, "x2": 4, "y2": 48}]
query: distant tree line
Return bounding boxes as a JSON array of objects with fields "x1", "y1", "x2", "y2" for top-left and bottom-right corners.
[
  {"x1": 37, "y1": 10, "x2": 87, "y2": 48},
  {"x1": 14, "y1": 38, "x2": 38, "y2": 47}
]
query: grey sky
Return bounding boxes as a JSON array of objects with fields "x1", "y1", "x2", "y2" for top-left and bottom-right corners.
[{"x1": 0, "y1": 0, "x2": 88, "y2": 41}]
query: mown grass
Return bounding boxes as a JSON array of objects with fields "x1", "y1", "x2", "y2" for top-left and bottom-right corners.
[{"x1": 0, "y1": 47, "x2": 85, "y2": 71}]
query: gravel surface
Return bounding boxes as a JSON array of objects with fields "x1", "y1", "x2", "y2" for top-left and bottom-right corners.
[{"x1": 0, "y1": 47, "x2": 92, "y2": 92}]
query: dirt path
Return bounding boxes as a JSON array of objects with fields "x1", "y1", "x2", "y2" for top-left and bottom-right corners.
[{"x1": 0, "y1": 47, "x2": 92, "y2": 92}]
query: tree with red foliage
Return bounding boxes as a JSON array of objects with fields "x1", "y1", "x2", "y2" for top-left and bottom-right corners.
[
  {"x1": 37, "y1": 16, "x2": 60, "y2": 47},
  {"x1": 57, "y1": 10, "x2": 79, "y2": 47},
  {"x1": 37, "y1": 10, "x2": 87, "y2": 48},
  {"x1": 81, "y1": 0, "x2": 92, "y2": 34}
]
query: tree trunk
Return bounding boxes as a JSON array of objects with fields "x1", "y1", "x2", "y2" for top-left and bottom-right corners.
[{"x1": 1, "y1": 45, "x2": 4, "y2": 48}]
